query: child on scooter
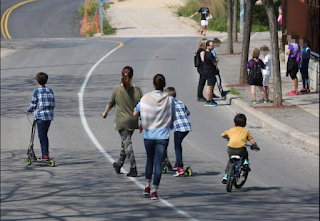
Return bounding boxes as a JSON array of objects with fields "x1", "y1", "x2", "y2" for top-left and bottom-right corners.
[
  {"x1": 27, "y1": 72, "x2": 55, "y2": 161},
  {"x1": 165, "y1": 87, "x2": 192, "y2": 177},
  {"x1": 221, "y1": 114, "x2": 259, "y2": 184}
]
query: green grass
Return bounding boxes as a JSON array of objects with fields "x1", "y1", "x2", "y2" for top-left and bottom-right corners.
[
  {"x1": 103, "y1": 17, "x2": 116, "y2": 35},
  {"x1": 175, "y1": 0, "x2": 282, "y2": 32},
  {"x1": 175, "y1": 0, "x2": 227, "y2": 32},
  {"x1": 229, "y1": 87, "x2": 240, "y2": 95},
  {"x1": 78, "y1": 0, "x2": 116, "y2": 36}
]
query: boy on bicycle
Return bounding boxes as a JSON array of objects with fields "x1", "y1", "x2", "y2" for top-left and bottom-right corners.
[
  {"x1": 221, "y1": 114, "x2": 259, "y2": 184},
  {"x1": 27, "y1": 72, "x2": 55, "y2": 161}
]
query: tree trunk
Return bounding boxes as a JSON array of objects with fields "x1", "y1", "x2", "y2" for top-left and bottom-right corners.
[
  {"x1": 227, "y1": 0, "x2": 233, "y2": 53},
  {"x1": 233, "y1": 0, "x2": 239, "y2": 42},
  {"x1": 262, "y1": 0, "x2": 282, "y2": 106},
  {"x1": 239, "y1": 0, "x2": 257, "y2": 84}
]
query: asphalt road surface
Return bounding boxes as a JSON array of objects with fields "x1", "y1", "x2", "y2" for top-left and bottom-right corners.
[{"x1": 1, "y1": 1, "x2": 319, "y2": 221}]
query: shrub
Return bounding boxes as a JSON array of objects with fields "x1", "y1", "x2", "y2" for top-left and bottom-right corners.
[
  {"x1": 78, "y1": 0, "x2": 116, "y2": 36},
  {"x1": 103, "y1": 18, "x2": 116, "y2": 35}
]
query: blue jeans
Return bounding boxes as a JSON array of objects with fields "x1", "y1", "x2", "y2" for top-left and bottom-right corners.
[
  {"x1": 36, "y1": 120, "x2": 51, "y2": 157},
  {"x1": 174, "y1": 131, "x2": 189, "y2": 168},
  {"x1": 144, "y1": 139, "x2": 169, "y2": 190}
]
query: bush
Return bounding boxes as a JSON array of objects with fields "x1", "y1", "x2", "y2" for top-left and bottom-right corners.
[
  {"x1": 103, "y1": 18, "x2": 116, "y2": 35},
  {"x1": 175, "y1": 0, "x2": 227, "y2": 32},
  {"x1": 78, "y1": 0, "x2": 116, "y2": 36},
  {"x1": 176, "y1": 0, "x2": 282, "y2": 32}
]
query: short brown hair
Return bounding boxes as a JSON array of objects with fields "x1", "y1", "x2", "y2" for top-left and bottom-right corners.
[
  {"x1": 36, "y1": 72, "x2": 48, "y2": 85},
  {"x1": 213, "y1": 38, "x2": 221, "y2": 44},
  {"x1": 234, "y1": 113, "x2": 246, "y2": 127},
  {"x1": 165, "y1": 87, "x2": 176, "y2": 97},
  {"x1": 252, "y1": 48, "x2": 260, "y2": 58}
]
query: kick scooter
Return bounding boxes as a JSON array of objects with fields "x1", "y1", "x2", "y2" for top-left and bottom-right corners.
[{"x1": 26, "y1": 113, "x2": 55, "y2": 167}]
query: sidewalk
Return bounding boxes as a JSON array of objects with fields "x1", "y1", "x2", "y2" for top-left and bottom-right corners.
[{"x1": 216, "y1": 32, "x2": 319, "y2": 154}]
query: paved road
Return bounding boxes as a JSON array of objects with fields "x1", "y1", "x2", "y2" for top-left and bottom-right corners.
[
  {"x1": 1, "y1": 0, "x2": 83, "y2": 39},
  {"x1": 1, "y1": 1, "x2": 319, "y2": 221}
]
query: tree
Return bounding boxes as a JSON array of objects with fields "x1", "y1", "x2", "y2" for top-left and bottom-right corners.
[
  {"x1": 261, "y1": 0, "x2": 282, "y2": 106},
  {"x1": 227, "y1": 0, "x2": 233, "y2": 53},
  {"x1": 233, "y1": 0, "x2": 239, "y2": 42},
  {"x1": 239, "y1": 0, "x2": 257, "y2": 84}
]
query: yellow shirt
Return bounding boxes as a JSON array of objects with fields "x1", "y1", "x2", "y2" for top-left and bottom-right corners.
[{"x1": 224, "y1": 127, "x2": 253, "y2": 148}]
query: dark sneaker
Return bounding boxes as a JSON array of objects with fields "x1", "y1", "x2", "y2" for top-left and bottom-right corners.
[
  {"x1": 197, "y1": 97, "x2": 206, "y2": 102},
  {"x1": 42, "y1": 155, "x2": 50, "y2": 161},
  {"x1": 113, "y1": 162, "x2": 121, "y2": 174},
  {"x1": 221, "y1": 91, "x2": 228, "y2": 97},
  {"x1": 222, "y1": 173, "x2": 228, "y2": 184},
  {"x1": 243, "y1": 160, "x2": 251, "y2": 171},
  {"x1": 213, "y1": 94, "x2": 220, "y2": 98},
  {"x1": 127, "y1": 167, "x2": 137, "y2": 177},
  {"x1": 167, "y1": 162, "x2": 174, "y2": 171},
  {"x1": 151, "y1": 192, "x2": 158, "y2": 200},
  {"x1": 143, "y1": 187, "x2": 150, "y2": 196}
]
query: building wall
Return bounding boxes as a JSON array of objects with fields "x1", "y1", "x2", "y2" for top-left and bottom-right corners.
[{"x1": 282, "y1": 0, "x2": 319, "y2": 54}]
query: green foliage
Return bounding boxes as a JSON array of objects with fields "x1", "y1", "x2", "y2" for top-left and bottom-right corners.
[
  {"x1": 78, "y1": 4, "x2": 85, "y2": 18},
  {"x1": 208, "y1": 18, "x2": 227, "y2": 32},
  {"x1": 103, "y1": 18, "x2": 116, "y2": 35},
  {"x1": 229, "y1": 87, "x2": 240, "y2": 95},
  {"x1": 177, "y1": 0, "x2": 282, "y2": 32},
  {"x1": 175, "y1": 0, "x2": 227, "y2": 31},
  {"x1": 78, "y1": 1, "x2": 114, "y2": 18},
  {"x1": 175, "y1": 0, "x2": 200, "y2": 17}
]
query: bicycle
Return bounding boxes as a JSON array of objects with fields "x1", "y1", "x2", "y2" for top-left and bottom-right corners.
[
  {"x1": 26, "y1": 112, "x2": 55, "y2": 167},
  {"x1": 226, "y1": 145, "x2": 259, "y2": 192}
]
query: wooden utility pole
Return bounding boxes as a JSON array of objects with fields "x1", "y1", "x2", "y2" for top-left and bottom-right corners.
[
  {"x1": 233, "y1": 0, "x2": 239, "y2": 42},
  {"x1": 262, "y1": 0, "x2": 282, "y2": 106},
  {"x1": 239, "y1": 0, "x2": 257, "y2": 84},
  {"x1": 227, "y1": 0, "x2": 233, "y2": 53}
]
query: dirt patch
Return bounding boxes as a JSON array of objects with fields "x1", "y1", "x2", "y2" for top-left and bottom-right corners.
[{"x1": 105, "y1": 0, "x2": 225, "y2": 37}]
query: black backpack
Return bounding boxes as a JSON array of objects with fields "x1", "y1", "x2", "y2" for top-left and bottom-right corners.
[
  {"x1": 194, "y1": 51, "x2": 201, "y2": 67},
  {"x1": 249, "y1": 59, "x2": 263, "y2": 84}
]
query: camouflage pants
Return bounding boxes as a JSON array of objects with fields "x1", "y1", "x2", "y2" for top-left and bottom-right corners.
[{"x1": 116, "y1": 130, "x2": 136, "y2": 169}]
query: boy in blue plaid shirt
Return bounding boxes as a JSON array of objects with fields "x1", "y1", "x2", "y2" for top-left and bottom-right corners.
[
  {"x1": 165, "y1": 87, "x2": 192, "y2": 177},
  {"x1": 27, "y1": 72, "x2": 55, "y2": 161}
]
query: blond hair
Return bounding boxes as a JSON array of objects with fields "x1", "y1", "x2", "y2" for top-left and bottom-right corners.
[
  {"x1": 252, "y1": 48, "x2": 260, "y2": 58},
  {"x1": 197, "y1": 38, "x2": 207, "y2": 51}
]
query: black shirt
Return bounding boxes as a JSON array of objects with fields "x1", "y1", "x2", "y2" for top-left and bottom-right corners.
[
  {"x1": 197, "y1": 48, "x2": 205, "y2": 74},
  {"x1": 203, "y1": 51, "x2": 216, "y2": 77},
  {"x1": 198, "y1": 7, "x2": 210, "y2": 20}
]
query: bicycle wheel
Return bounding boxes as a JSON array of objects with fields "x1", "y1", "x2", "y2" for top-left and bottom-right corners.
[
  {"x1": 234, "y1": 167, "x2": 248, "y2": 188},
  {"x1": 226, "y1": 163, "x2": 235, "y2": 192}
]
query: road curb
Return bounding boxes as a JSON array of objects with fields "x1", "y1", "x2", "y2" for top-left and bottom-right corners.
[{"x1": 223, "y1": 86, "x2": 319, "y2": 154}]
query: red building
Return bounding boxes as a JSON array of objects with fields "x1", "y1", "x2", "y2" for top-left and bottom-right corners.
[{"x1": 282, "y1": 0, "x2": 319, "y2": 54}]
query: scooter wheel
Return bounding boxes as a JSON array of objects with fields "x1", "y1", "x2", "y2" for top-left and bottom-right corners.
[
  {"x1": 26, "y1": 158, "x2": 32, "y2": 165},
  {"x1": 186, "y1": 167, "x2": 192, "y2": 176},
  {"x1": 49, "y1": 159, "x2": 55, "y2": 167},
  {"x1": 161, "y1": 165, "x2": 167, "y2": 174}
]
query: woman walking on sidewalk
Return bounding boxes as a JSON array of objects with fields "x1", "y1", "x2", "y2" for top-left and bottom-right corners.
[
  {"x1": 133, "y1": 74, "x2": 175, "y2": 200},
  {"x1": 102, "y1": 66, "x2": 143, "y2": 177}
]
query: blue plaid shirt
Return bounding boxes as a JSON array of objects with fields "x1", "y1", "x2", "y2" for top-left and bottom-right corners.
[
  {"x1": 28, "y1": 86, "x2": 55, "y2": 121},
  {"x1": 173, "y1": 98, "x2": 191, "y2": 132}
]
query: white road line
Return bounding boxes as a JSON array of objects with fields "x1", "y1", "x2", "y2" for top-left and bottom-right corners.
[
  {"x1": 78, "y1": 42, "x2": 198, "y2": 221},
  {"x1": 250, "y1": 32, "x2": 259, "y2": 40}
]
